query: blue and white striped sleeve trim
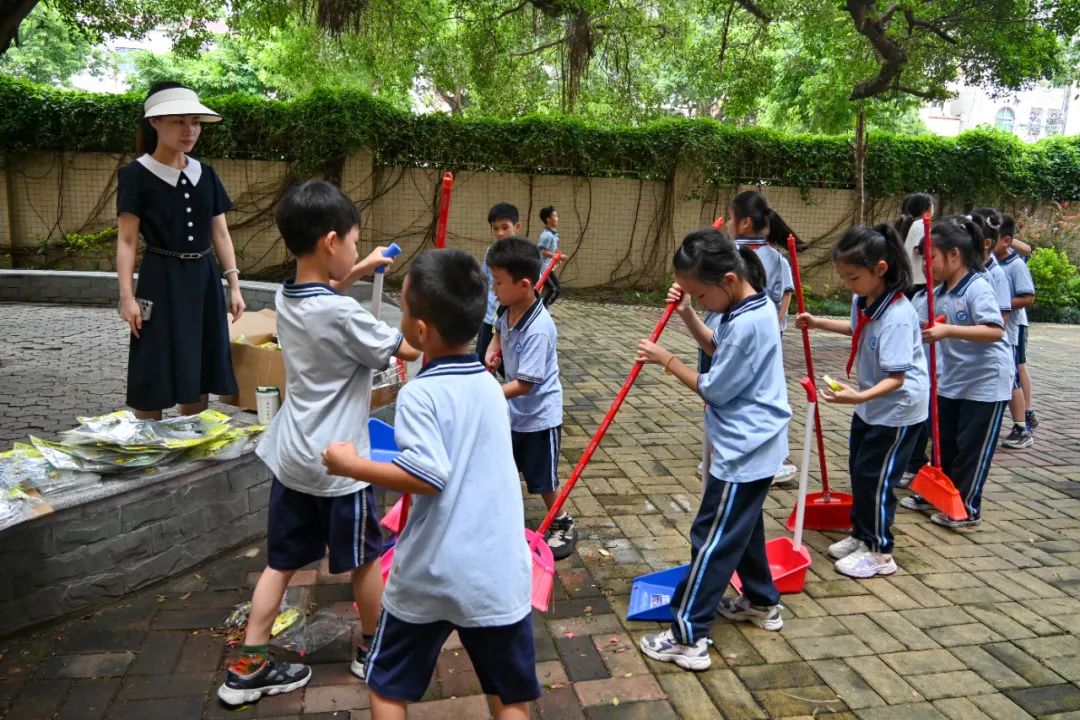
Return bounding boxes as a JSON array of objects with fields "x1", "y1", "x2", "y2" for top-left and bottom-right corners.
[
  {"x1": 880, "y1": 364, "x2": 914, "y2": 373},
  {"x1": 391, "y1": 457, "x2": 445, "y2": 491},
  {"x1": 516, "y1": 372, "x2": 546, "y2": 384},
  {"x1": 381, "y1": 331, "x2": 405, "y2": 371}
]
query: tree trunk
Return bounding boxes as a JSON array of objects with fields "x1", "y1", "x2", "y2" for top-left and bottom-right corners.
[
  {"x1": 854, "y1": 109, "x2": 866, "y2": 225},
  {"x1": 0, "y1": 0, "x2": 39, "y2": 55}
]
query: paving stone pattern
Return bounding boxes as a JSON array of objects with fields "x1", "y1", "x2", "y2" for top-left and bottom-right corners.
[{"x1": 0, "y1": 299, "x2": 1078, "y2": 718}]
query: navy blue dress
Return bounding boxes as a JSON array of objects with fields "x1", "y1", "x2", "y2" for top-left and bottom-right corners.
[{"x1": 117, "y1": 156, "x2": 238, "y2": 411}]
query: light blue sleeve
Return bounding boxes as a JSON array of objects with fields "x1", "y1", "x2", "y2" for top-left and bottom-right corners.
[
  {"x1": 391, "y1": 387, "x2": 450, "y2": 491},
  {"x1": 968, "y1": 281, "x2": 1004, "y2": 328},
  {"x1": 1012, "y1": 261, "x2": 1035, "y2": 297},
  {"x1": 537, "y1": 230, "x2": 557, "y2": 253},
  {"x1": 780, "y1": 255, "x2": 794, "y2": 293},
  {"x1": 850, "y1": 295, "x2": 859, "y2": 333},
  {"x1": 697, "y1": 339, "x2": 755, "y2": 408},
  {"x1": 341, "y1": 304, "x2": 403, "y2": 370},
  {"x1": 513, "y1": 329, "x2": 553, "y2": 385},
  {"x1": 877, "y1": 318, "x2": 917, "y2": 373},
  {"x1": 990, "y1": 270, "x2": 1012, "y2": 312}
]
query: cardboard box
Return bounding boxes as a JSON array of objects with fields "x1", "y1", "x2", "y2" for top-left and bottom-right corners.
[
  {"x1": 220, "y1": 309, "x2": 286, "y2": 412},
  {"x1": 220, "y1": 309, "x2": 401, "y2": 412}
]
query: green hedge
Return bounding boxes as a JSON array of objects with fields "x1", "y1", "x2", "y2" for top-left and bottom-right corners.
[{"x1": 3, "y1": 76, "x2": 1080, "y2": 201}]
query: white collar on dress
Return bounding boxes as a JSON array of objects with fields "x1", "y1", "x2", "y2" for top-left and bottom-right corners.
[{"x1": 137, "y1": 153, "x2": 202, "y2": 187}]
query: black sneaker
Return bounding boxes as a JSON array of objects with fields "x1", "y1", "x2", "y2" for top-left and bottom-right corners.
[
  {"x1": 546, "y1": 514, "x2": 578, "y2": 561},
  {"x1": 899, "y1": 494, "x2": 933, "y2": 511},
  {"x1": 350, "y1": 644, "x2": 368, "y2": 680},
  {"x1": 1001, "y1": 425, "x2": 1033, "y2": 449},
  {"x1": 218, "y1": 656, "x2": 312, "y2": 706},
  {"x1": 1025, "y1": 410, "x2": 1039, "y2": 432}
]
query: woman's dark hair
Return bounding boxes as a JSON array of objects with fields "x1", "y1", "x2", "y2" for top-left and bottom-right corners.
[
  {"x1": 895, "y1": 192, "x2": 935, "y2": 238},
  {"x1": 673, "y1": 228, "x2": 766, "y2": 293},
  {"x1": 971, "y1": 207, "x2": 1002, "y2": 245},
  {"x1": 136, "y1": 81, "x2": 188, "y2": 155},
  {"x1": 729, "y1": 190, "x2": 806, "y2": 251},
  {"x1": 832, "y1": 223, "x2": 912, "y2": 292},
  {"x1": 927, "y1": 215, "x2": 985, "y2": 272}
]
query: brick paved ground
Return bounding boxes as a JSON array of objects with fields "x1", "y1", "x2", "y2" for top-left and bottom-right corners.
[{"x1": 1, "y1": 299, "x2": 1078, "y2": 719}]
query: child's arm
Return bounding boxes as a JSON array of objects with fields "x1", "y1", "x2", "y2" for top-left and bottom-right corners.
[
  {"x1": 322, "y1": 443, "x2": 439, "y2": 495},
  {"x1": 331, "y1": 246, "x2": 397, "y2": 292},
  {"x1": 395, "y1": 339, "x2": 421, "y2": 362},
  {"x1": 1012, "y1": 239, "x2": 1033, "y2": 257},
  {"x1": 923, "y1": 323, "x2": 1003, "y2": 344},
  {"x1": 1011, "y1": 294, "x2": 1035, "y2": 311},
  {"x1": 502, "y1": 380, "x2": 534, "y2": 399},
  {"x1": 778, "y1": 290, "x2": 792, "y2": 328},
  {"x1": 637, "y1": 341, "x2": 699, "y2": 393},
  {"x1": 822, "y1": 374, "x2": 904, "y2": 404},
  {"x1": 668, "y1": 283, "x2": 717, "y2": 355},
  {"x1": 796, "y1": 313, "x2": 852, "y2": 336}
]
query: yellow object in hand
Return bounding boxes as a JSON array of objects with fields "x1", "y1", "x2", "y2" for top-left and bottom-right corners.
[{"x1": 823, "y1": 374, "x2": 842, "y2": 392}]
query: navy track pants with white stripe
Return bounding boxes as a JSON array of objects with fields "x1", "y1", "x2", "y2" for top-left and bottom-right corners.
[
  {"x1": 849, "y1": 415, "x2": 922, "y2": 554},
  {"x1": 938, "y1": 397, "x2": 1006, "y2": 519},
  {"x1": 669, "y1": 474, "x2": 778, "y2": 645}
]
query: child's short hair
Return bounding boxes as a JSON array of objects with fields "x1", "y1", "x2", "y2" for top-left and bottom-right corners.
[
  {"x1": 487, "y1": 236, "x2": 540, "y2": 284},
  {"x1": 276, "y1": 180, "x2": 361, "y2": 257},
  {"x1": 406, "y1": 250, "x2": 487, "y2": 346},
  {"x1": 487, "y1": 202, "x2": 520, "y2": 226},
  {"x1": 1000, "y1": 214, "x2": 1017, "y2": 238},
  {"x1": 539, "y1": 206, "x2": 556, "y2": 224}
]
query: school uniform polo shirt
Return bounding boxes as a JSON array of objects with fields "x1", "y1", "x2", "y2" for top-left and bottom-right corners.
[
  {"x1": 698, "y1": 292, "x2": 791, "y2": 482},
  {"x1": 998, "y1": 251, "x2": 1036, "y2": 344},
  {"x1": 385, "y1": 355, "x2": 532, "y2": 627},
  {"x1": 481, "y1": 246, "x2": 499, "y2": 326},
  {"x1": 933, "y1": 272, "x2": 1013, "y2": 403},
  {"x1": 537, "y1": 228, "x2": 559, "y2": 273},
  {"x1": 495, "y1": 299, "x2": 564, "y2": 432},
  {"x1": 736, "y1": 239, "x2": 794, "y2": 330},
  {"x1": 256, "y1": 281, "x2": 403, "y2": 496},
  {"x1": 848, "y1": 291, "x2": 929, "y2": 427}
]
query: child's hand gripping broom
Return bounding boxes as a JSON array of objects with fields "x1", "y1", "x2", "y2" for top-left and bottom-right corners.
[
  {"x1": 909, "y1": 213, "x2": 967, "y2": 520},
  {"x1": 529, "y1": 296, "x2": 681, "y2": 611}
]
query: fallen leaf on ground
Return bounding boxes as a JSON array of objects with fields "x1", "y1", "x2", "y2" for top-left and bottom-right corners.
[
  {"x1": 598, "y1": 549, "x2": 610, "y2": 557},
  {"x1": 180, "y1": 592, "x2": 192, "y2": 600},
  {"x1": 612, "y1": 697, "x2": 620, "y2": 706},
  {"x1": 240, "y1": 547, "x2": 259, "y2": 558}
]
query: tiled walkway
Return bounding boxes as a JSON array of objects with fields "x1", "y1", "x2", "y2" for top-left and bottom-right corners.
[{"x1": 0, "y1": 300, "x2": 1078, "y2": 719}]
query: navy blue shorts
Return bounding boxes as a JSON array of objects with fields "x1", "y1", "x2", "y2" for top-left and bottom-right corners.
[
  {"x1": 267, "y1": 478, "x2": 382, "y2": 574},
  {"x1": 512, "y1": 426, "x2": 561, "y2": 494},
  {"x1": 1013, "y1": 326, "x2": 1028, "y2": 389},
  {"x1": 366, "y1": 610, "x2": 540, "y2": 704}
]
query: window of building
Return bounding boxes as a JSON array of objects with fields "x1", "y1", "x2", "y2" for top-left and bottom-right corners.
[
  {"x1": 1028, "y1": 107, "x2": 1044, "y2": 137},
  {"x1": 995, "y1": 107, "x2": 1015, "y2": 132},
  {"x1": 1047, "y1": 109, "x2": 1064, "y2": 136}
]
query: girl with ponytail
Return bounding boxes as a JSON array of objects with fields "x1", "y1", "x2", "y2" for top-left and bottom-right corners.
[
  {"x1": 633, "y1": 228, "x2": 791, "y2": 671},
  {"x1": 796, "y1": 224, "x2": 928, "y2": 578},
  {"x1": 899, "y1": 216, "x2": 1012, "y2": 529}
]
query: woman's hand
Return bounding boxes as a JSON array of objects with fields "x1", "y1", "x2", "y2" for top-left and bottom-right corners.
[
  {"x1": 229, "y1": 288, "x2": 246, "y2": 322},
  {"x1": 668, "y1": 282, "x2": 691, "y2": 313},
  {"x1": 795, "y1": 312, "x2": 818, "y2": 330},
  {"x1": 821, "y1": 380, "x2": 861, "y2": 404},
  {"x1": 119, "y1": 297, "x2": 143, "y2": 339},
  {"x1": 636, "y1": 339, "x2": 673, "y2": 367}
]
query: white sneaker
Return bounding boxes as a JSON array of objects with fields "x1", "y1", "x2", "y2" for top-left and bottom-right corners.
[
  {"x1": 716, "y1": 595, "x2": 783, "y2": 631},
  {"x1": 828, "y1": 536, "x2": 866, "y2": 560},
  {"x1": 834, "y1": 549, "x2": 897, "y2": 578},
  {"x1": 772, "y1": 463, "x2": 797, "y2": 486},
  {"x1": 639, "y1": 629, "x2": 712, "y2": 671}
]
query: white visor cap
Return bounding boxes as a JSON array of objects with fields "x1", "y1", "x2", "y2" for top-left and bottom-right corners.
[{"x1": 143, "y1": 87, "x2": 222, "y2": 123}]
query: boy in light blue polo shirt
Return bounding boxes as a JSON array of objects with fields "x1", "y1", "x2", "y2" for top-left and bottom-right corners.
[
  {"x1": 322, "y1": 249, "x2": 539, "y2": 718},
  {"x1": 485, "y1": 237, "x2": 575, "y2": 560},
  {"x1": 219, "y1": 181, "x2": 420, "y2": 707},
  {"x1": 476, "y1": 203, "x2": 522, "y2": 366},
  {"x1": 537, "y1": 205, "x2": 561, "y2": 306}
]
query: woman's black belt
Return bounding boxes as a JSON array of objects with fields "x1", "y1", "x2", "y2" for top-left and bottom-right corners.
[{"x1": 144, "y1": 245, "x2": 212, "y2": 260}]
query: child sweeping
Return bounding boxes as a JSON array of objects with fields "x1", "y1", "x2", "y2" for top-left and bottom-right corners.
[
  {"x1": 635, "y1": 228, "x2": 791, "y2": 671},
  {"x1": 795, "y1": 225, "x2": 928, "y2": 578}
]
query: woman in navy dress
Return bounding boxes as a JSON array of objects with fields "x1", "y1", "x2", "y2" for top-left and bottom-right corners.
[{"x1": 116, "y1": 82, "x2": 245, "y2": 418}]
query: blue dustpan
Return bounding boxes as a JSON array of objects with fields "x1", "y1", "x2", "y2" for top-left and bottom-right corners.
[
  {"x1": 627, "y1": 565, "x2": 689, "y2": 621},
  {"x1": 369, "y1": 418, "x2": 400, "y2": 464}
]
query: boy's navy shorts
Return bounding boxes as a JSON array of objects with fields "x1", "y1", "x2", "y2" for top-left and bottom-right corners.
[
  {"x1": 267, "y1": 478, "x2": 382, "y2": 574},
  {"x1": 1013, "y1": 326, "x2": 1028, "y2": 389},
  {"x1": 511, "y1": 426, "x2": 561, "y2": 494},
  {"x1": 366, "y1": 610, "x2": 540, "y2": 705}
]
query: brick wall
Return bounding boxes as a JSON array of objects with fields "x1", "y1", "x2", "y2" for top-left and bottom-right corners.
[{"x1": 0, "y1": 148, "x2": 1002, "y2": 292}]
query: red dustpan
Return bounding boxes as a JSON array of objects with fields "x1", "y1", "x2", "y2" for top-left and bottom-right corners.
[
  {"x1": 734, "y1": 377, "x2": 815, "y2": 595},
  {"x1": 909, "y1": 214, "x2": 966, "y2": 520},
  {"x1": 785, "y1": 234, "x2": 852, "y2": 531}
]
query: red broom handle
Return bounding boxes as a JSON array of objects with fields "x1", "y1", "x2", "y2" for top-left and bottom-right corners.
[
  {"x1": 488, "y1": 252, "x2": 564, "y2": 372},
  {"x1": 786, "y1": 233, "x2": 831, "y2": 495},
  {"x1": 922, "y1": 213, "x2": 942, "y2": 468},
  {"x1": 435, "y1": 172, "x2": 453, "y2": 249},
  {"x1": 536, "y1": 298, "x2": 680, "y2": 535}
]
